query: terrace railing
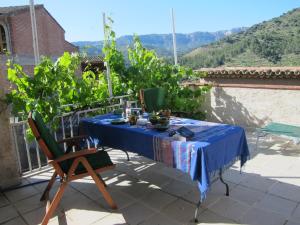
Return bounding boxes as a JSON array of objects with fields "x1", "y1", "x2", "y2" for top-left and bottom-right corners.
[{"x1": 10, "y1": 95, "x2": 138, "y2": 176}]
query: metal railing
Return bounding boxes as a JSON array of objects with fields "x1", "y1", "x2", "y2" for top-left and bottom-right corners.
[{"x1": 10, "y1": 95, "x2": 137, "y2": 176}]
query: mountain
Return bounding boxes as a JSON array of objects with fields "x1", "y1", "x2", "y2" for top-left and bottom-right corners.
[
  {"x1": 72, "y1": 28, "x2": 247, "y2": 58},
  {"x1": 182, "y1": 8, "x2": 300, "y2": 69}
]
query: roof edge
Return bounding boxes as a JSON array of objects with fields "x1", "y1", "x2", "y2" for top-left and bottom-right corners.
[
  {"x1": 197, "y1": 67, "x2": 300, "y2": 72},
  {"x1": 194, "y1": 67, "x2": 300, "y2": 79},
  {"x1": 0, "y1": 4, "x2": 65, "y2": 32}
]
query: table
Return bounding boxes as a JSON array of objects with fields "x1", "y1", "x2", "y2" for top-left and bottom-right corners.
[{"x1": 80, "y1": 114, "x2": 250, "y2": 221}]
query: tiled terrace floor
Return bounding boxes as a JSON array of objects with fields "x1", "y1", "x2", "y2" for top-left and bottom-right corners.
[{"x1": 1, "y1": 131, "x2": 300, "y2": 225}]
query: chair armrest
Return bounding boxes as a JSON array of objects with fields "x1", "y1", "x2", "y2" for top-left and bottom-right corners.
[
  {"x1": 57, "y1": 135, "x2": 88, "y2": 144},
  {"x1": 49, "y1": 148, "x2": 97, "y2": 164}
]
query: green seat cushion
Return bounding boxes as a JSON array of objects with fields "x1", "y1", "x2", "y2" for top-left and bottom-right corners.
[
  {"x1": 61, "y1": 150, "x2": 113, "y2": 174},
  {"x1": 143, "y1": 87, "x2": 166, "y2": 112},
  {"x1": 32, "y1": 111, "x2": 64, "y2": 158},
  {"x1": 261, "y1": 122, "x2": 300, "y2": 138},
  {"x1": 31, "y1": 111, "x2": 112, "y2": 175}
]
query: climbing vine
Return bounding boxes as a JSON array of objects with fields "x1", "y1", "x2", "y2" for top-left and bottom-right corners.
[
  {"x1": 6, "y1": 17, "x2": 210, "y2": 128},
  {"x1": 6, "y1": 52, "x2": 109, "y2": 128}
]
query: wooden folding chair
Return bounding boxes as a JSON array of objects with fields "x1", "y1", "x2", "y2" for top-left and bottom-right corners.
[{"x1": 28, "y1": 111, "x2": 117, "y2": 225}]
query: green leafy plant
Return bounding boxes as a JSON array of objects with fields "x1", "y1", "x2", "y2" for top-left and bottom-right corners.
[
  {"x1": 6, "y1": 17, "x2": 210, "y2": 133},
  {"x1": 6, "y1": 52, "x2": 109, "y2": 130},
  {"x1": 102, "y1": 17, "x2": 127, "y2": 96},
  {"x1": 115, "y1": 35, "x2": 210, "y2": 119}
]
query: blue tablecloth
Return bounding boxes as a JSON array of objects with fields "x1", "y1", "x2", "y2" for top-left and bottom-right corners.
[{"x1": 80, "y1": 114, "x2": 250, "y2": 200}]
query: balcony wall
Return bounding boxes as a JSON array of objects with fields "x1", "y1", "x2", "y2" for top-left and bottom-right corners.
[
  {"x1": 201, "y1": 86, "x2": 300, "y2": 127},
  {"x1": 188, "y1": 67, "x2": 300, "y2": 128}
]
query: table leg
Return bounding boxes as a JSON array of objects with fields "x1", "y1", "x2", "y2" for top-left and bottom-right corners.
[
  {"x1": 123, "y1": 150, "x2": 130, "y2": 161},
  {"x1": 219, "y1": 169, "x2": 229, "y2": 196},
  {"x1": 194, "y1": 200, "x2": 202, "y2": 223},
  {"x1": 193, "y1": 170, "x2": 229, "y2": 223},
  {"x1": 255, "y1": 131, "x2": 260, "y2": 151}
]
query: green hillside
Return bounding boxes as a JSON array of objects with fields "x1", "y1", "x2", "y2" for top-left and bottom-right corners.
[
  {"x1": 181, "y1": 8, "x2": 300, "y2": 68},
  {"x1": 73, "y1": 28, "x2": 246, "y2": 58}
]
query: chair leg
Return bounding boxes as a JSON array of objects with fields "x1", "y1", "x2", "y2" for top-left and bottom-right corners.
[
  {"x1": 41, "y1": 181, "x2": 67, "y2": 225},
  {"x1": 40, "y1": 172, "x2": 57, "y2": 201},
  {"x1": 97, "y1": 174, "x2": 107, "y2": 187},
  {"x1": 80, "y1": 159, "x2": 117, "y2": 209},
  {"x1": 255, "y1": 130, "x2": 260, "y2": 151},
  {"x1": 92, "y1": 172, "x2": 117, "y2": 209}
]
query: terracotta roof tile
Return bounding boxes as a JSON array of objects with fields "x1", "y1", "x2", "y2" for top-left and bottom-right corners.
[
  {"x1": 81, "y1": 55, "x2": 104, "y2": 62},
  {"x1": 196, "y1": 67, "x2": 300, "y2": 79}
]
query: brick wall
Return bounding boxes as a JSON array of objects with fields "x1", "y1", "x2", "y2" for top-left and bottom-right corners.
[
  {"x1": 9, "y1": 6, "x2": 77, "y2": 57},
  {"x1": 1, "y1": 6, "x2": 78, "y2": 77},
  {"x1": 64, "y1": 40, "x2": 78, "y2": 53},
  {"x1": 0, "y1": 55, "x2": 10, "y2": 93}
]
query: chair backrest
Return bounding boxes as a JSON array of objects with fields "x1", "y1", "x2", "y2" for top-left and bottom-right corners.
[
  {"x1": 140, "y1": 87, "x2": 166, "y2": 112},
  {"x1": 28, "y1": 111, "x2": 64, "y2": 160}
]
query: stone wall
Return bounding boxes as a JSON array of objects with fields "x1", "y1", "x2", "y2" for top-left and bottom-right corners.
[
  {"x1": 0, "y1": 72, "x2": 20, "y2": 189},
  {"x1": 188, "y1": 68, "x2": 300, "y2": 128},
  {"x1": 201, "y1": 86, "x2": 300, "y2": 128},
  {"x1": 0, "y1": 5, "x2": 78, "y2": 188}
]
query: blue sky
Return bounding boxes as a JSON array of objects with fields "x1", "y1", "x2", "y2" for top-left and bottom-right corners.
[{"x1": 0, "y1": 0, "x2": 299, "y2": 42}]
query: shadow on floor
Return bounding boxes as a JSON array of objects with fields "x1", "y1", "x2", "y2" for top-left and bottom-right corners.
[{"x1": 1, "y1": 139, "x2": 300, "y2": 225}]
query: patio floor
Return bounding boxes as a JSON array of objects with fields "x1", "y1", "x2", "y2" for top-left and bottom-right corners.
[{"x1": 0, "y1": 130, "x2": 300, "y2": 225}]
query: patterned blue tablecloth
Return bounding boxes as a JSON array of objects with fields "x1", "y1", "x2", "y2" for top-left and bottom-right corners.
[{"x1": 80, "y1": 114, "x2": 250, "y2": 200}]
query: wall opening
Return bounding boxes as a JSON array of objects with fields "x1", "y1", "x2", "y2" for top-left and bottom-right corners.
[{"x1": 0, "y1": 24, "x2": 8, "y2": 53}]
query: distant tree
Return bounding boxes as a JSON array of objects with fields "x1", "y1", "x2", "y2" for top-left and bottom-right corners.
[
  {"x1": 251, "y1": 32, "x2": 285, "y2": 63},
  {"x1": 180, "y1": 8, "x2": 300, "y2": 68}
]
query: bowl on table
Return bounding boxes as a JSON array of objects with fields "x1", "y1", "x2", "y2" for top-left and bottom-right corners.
[
  {"x1": 149, "y1": 115, "x2": 160, "y2": 125},
  {"x1": 111, "y1": 118, "x2": 127, "y2": 125},
  {"x1": 153, "y1": 123, "x2": 170, "y2": 131},
  {"x1": 157, "y1": 117, "x2": 169, "y2": 126},
  {"x1": 152, "y1": 116, "x2": 170, "y2": 131}
]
